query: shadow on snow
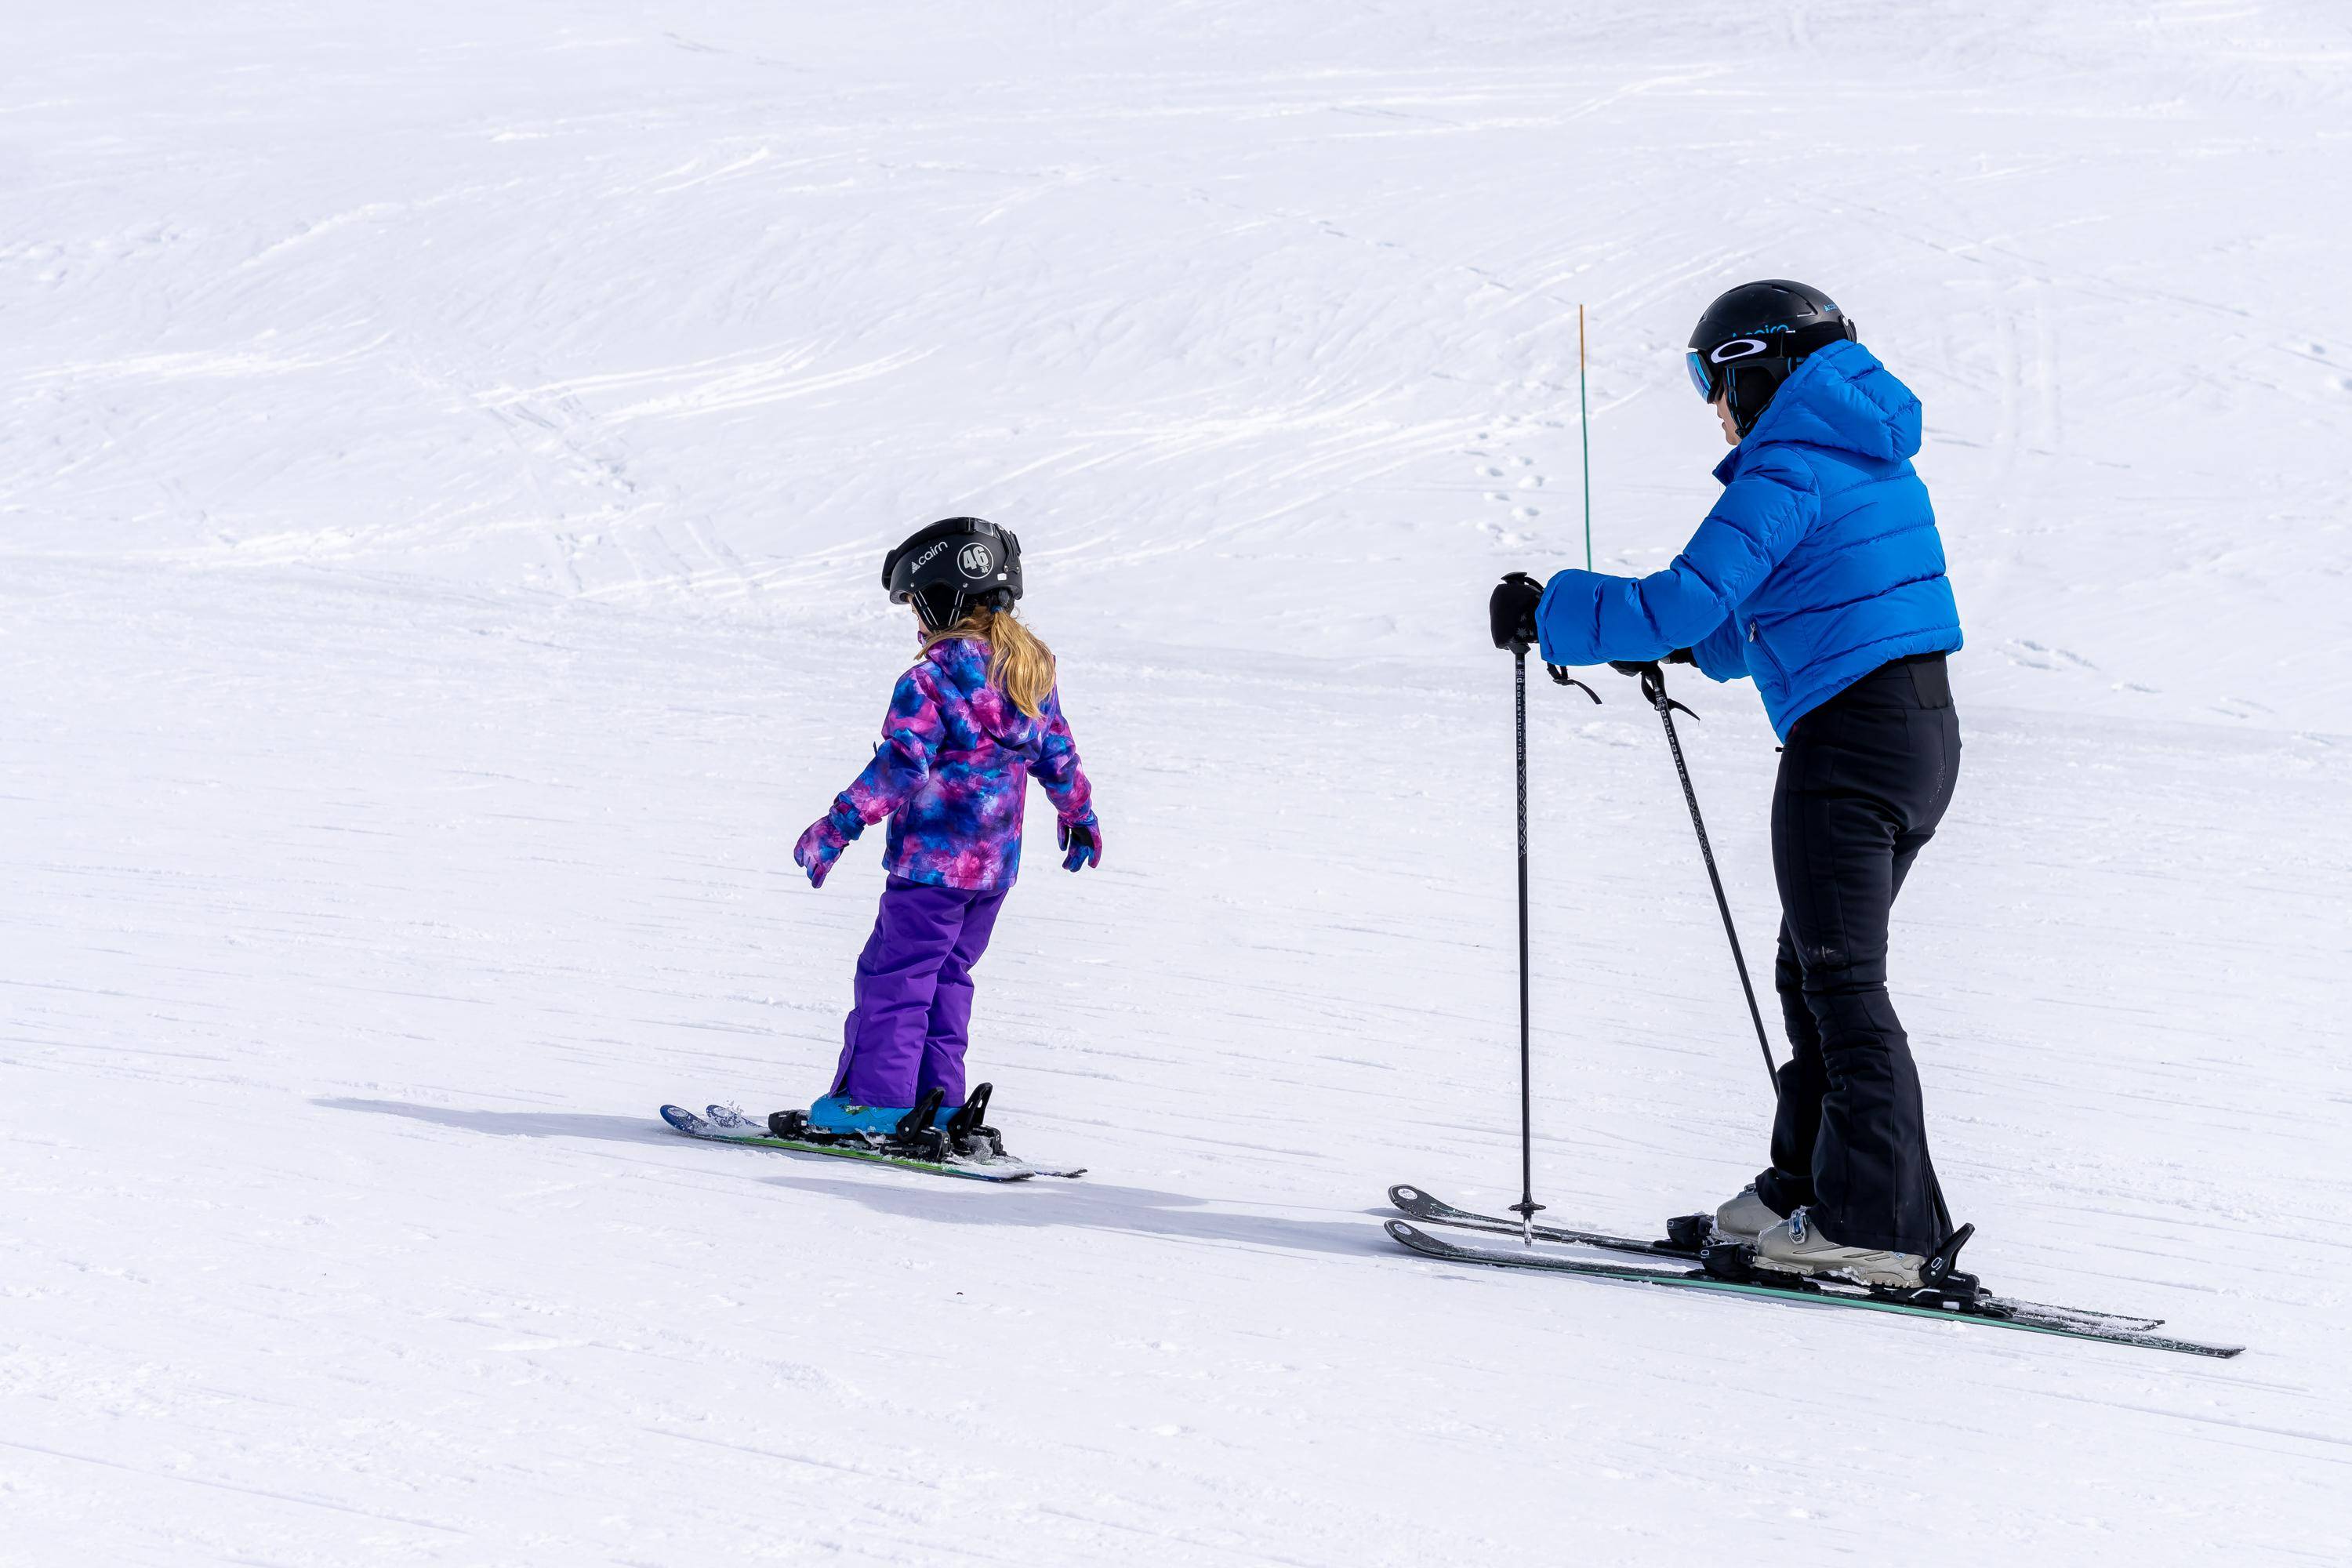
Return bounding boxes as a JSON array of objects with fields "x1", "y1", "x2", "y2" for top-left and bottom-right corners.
[
  {"x1": 317, "y1": 1096, "x2": 1381, "y2": 1261},
  {"x1": 753, "y1": 1171, "x2": 1383, "y2": 1261},
  {"x1": 317, "y1": 1097, "x2": 677, "y2": 1145}
]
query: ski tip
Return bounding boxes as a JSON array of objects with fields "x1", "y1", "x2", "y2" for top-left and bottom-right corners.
[
  {"x1": 1388, "y1": 1184, "x2": 1428, "y2": 1208},
  {"x1": 659, "y1": 1104, "x2": 702, "y2": 1132}
]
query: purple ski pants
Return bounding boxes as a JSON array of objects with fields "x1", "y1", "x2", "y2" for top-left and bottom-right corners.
[{"x1": 831, "y1": 876, "x2": 1008, "y2": 1109}]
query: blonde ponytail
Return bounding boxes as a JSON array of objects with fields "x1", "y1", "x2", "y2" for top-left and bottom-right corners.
[{"x1": 924, "y1": 607, "x2": 1057, "y2": 718}]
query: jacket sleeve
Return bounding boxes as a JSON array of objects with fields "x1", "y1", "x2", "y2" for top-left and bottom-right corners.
[
  {"x1": 831, "y1": 667, "x2": 945, "y2": 829},
  {"x1": 1688, "y1": 615, "x2": 1751, "y2": 684},
  {"x1": 1534, "y1": 451, "x2": 1820, "y2": 666},
  {"x1": 1029, "y1": 688, "x2": 1094, "y2": 822}
]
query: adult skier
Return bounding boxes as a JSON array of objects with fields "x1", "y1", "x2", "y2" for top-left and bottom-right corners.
[{"x1": 1488, "y1": 281, "x2": 1963, "y2": 1287}]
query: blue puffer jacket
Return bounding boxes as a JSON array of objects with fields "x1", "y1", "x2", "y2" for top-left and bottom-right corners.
[{"x1": 1535, "y1": 339, "x2": 1961, "y2": 739}]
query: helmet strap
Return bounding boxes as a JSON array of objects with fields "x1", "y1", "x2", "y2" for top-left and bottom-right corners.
[
  {"x1": 1726, "y1": 361, "x2": 1796, "y2": 437},
  {"x1": 911, "y1": 584, "x2": 960, "y2": 632}
]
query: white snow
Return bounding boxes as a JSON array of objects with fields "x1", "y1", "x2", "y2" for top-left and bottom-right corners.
[{"x1": 5, "y1": 2, "x2": 2350, "y2": 1563}]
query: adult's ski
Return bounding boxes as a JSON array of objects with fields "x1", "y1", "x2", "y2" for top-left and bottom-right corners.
[
  {"x1": 1385, "y1": 1220, "x2": 2241, "y2": 1358},
  {"x1": 1388, "y1": 1184, "x2": 2172, "y2": 1331},
  {"x1": 660, "y1": 1103, "x2": 1085, "y2": 1182}
]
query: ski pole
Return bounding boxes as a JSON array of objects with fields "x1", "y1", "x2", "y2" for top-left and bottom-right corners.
[
  {"x1": 1512, "y1": 647, "x2": 1541, "y2": 1242},
  {"x1": 1578, "y1": 304, "x2": 1592, "y2": 572},
  {"x1": 1508, "y1": 639, "x2": 1599, "y2": 1243},
  {"x1": 1625, "y1": 661, "x2": 1779, "y2": 1090}
]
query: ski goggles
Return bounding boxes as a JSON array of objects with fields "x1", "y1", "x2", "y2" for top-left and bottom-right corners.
[
  {"x1": 1686, "y1": 336, "x2": 1780, "y2": 404},
  {"x1": 1686, "y1": 320, "x2": 1857, "y2": 402}
]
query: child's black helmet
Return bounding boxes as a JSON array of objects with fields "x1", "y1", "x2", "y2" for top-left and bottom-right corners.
[
  {"x1": 1686, "y1": 281, "x2": 1857, "y2": 436},
  {"x1": 882, "y1": 517, "x2": 1023, "y2": 631}
]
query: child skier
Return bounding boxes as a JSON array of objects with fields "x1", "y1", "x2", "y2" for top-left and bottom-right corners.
[
  {"x1": 1489, "y1": 281, "x2": 1963, "y2": 1288},
  {"x1": 790, "y1": 517, "x2": 1099, "y2": 1140}
]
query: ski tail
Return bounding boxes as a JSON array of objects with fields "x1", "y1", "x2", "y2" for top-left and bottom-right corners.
[{"x1": 1387, "y1": 1182, "x2": 1696, "y2": 1258}]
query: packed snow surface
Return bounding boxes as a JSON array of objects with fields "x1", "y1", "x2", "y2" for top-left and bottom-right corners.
[{"x1": 5, "y1": 2, "x2": 2350, "y2": 1563}]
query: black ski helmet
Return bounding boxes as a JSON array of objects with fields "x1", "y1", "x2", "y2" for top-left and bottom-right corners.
[
  {"x1": 881, "y1": 516, "x2": 1023, "y2": 631},
  {"x1": 1686, "y1": 280, "x2": 1857, "y2": 436}
]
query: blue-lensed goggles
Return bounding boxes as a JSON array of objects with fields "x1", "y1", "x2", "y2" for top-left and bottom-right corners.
[
  {"x1": 1687, "y1": 336, "x2": 1778, "y2": 403},
  {"x1": 1685, "y1": 350, "x2": 1716, "y2": 402}
]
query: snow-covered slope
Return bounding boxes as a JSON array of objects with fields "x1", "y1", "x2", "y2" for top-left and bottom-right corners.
[{"x1": 4, "y1": 3, "x2": 2348, "y2": 1563}]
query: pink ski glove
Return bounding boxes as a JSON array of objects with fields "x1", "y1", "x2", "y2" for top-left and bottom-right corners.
[{"x1": 793, "y1": 804, "x2": 861, "y2": 888}]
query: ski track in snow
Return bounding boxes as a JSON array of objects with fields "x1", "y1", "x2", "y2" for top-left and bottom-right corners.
[{"x1": 4, "y1": 3, "x2": 2350, "y2": 1564}]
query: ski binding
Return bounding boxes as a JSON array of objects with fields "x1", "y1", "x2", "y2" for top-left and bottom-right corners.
[{"x1": 660, "y1": 1083, "x2": 1084, "y2": 1182}]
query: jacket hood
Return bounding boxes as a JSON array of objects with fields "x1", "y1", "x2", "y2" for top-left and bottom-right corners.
[
  {"x1": 923, "y1": 637, "x2": 1036, "y2": 747},
  {"x1": 924, "y1": 636, "x2": 988, "y2": 685},
  {"x1": 1719, "y1": 339, "x2": 1922, "y2": 474}
]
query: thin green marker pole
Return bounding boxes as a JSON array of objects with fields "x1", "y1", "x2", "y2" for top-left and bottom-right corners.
[{"x1": 1579, "y1": 303, "x2": 1593, "y2": 570}]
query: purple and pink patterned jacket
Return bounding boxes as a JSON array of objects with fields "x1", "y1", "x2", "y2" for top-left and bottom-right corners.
[{"x1": 820, "y1": 638, "x2": 1093, "y2": 891}]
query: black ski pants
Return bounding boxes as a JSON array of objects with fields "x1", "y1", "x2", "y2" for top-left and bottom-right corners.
[{"x1": 1752, "y1": 654, "x2": 1960, "y2": 1256}]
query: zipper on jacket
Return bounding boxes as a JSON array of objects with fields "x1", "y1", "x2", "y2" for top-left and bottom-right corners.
[{"x1": 1747, "y1": 618, "x2": 1788, "y2": 684}]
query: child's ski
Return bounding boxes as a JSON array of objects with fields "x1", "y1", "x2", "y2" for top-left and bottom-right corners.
[
  {"x1": 1385, "y1": 1220, "x2": 2241, "y2": 1358},
  {"x1": 660, "y1": 1103, "x2": 1084, "y2": 1182}
]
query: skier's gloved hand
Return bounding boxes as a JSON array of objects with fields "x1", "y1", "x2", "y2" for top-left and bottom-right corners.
[
  {"x1": 1057, "y1": 812, "x2": 1102, "y2": 873},
  {"x1": 1610, "y1": 649, "x2": 1693, "y2": 676},
  {"x1": 793, "y1": 801, "x2": 862, "y2": 888},
  {"x1": 1489, "y1": 572, "x2": 1544, "y2": 652}
]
